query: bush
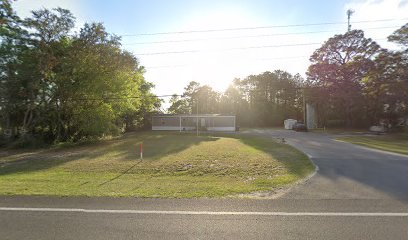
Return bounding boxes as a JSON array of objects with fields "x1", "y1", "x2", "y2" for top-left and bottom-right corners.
[
  {"x1": 402, "y1": 126, "x2": 408, "y2": 139},
  {"x1": 327, "y1": 119, "x2": 346, "y2": 128},
  {"x1": 9, "y1": 134, "x2": 47, "y2": 149},
  {"x1": 0, "y1": 135, "x2": 9, "y2": 147}
]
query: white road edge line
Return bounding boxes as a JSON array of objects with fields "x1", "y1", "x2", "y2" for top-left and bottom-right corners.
[{"x1": 1, "y1": 207, "x2": 408, "y2": 216}]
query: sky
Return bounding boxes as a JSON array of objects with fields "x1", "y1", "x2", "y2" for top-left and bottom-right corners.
[{"x1": 12, "y1": 0, "x2": 408, "y2": 108}]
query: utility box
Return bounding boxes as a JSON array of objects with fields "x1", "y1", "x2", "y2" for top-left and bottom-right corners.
[{"x1": 306, "y1": 103, "x2": 317, "y2": 130}]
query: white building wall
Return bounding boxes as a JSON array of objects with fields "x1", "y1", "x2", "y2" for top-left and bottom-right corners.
[
  {"x1": 306, "y1": 103, "x2": 317, "y2": 129},
  {"x1": 152, "y1": 116, "x2": 236, "y2": 131},
  {"x1": 152, "y1": 126, "x2": 195, "y2": 131},
  {"x1": 207, "y1": 127, "x2": 235, "y2": 131}
]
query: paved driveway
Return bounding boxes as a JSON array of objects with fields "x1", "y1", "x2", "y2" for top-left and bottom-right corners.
[{"x1": 246, "y1": 129, "x2": 408, "y2": 200}]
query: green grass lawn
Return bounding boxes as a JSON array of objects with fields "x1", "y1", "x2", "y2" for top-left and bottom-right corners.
[
  {"x1": 311, "y1": 128, "x2": 368, "y2": 134},
  {"x1": 337, "y1": 134, "x2": 408, "y2": 155},
  {"x1": 0, "y1": 131, "x2": 313, "y2": 198}
]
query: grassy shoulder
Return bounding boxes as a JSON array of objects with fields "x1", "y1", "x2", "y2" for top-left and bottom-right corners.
[
  {"x1": 0, "y1": 131, "x2": 314, "y2": 198},
  {"x1": 310, "y1": 128, "x2": 368, "y2": 134},
  {"x1": 337, "y1": 134, "x2": 408, "y2": 155}
]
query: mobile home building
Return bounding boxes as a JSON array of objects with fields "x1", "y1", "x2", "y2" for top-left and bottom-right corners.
[{"x1": 152, "y1": 114, "x2": 236, "y2": 132}]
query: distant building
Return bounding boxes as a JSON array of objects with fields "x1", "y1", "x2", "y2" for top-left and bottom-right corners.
[{"x1": 152, "y1": 114, "x2": 236, "y2": 132}]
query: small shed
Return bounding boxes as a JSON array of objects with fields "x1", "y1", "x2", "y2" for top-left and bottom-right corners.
[
  {"x1": 152, "y1": 114, "x2": 236, "y2": 132},
  {"x1": 284, "y1": 119, "x2": 297, "y2": 129}
]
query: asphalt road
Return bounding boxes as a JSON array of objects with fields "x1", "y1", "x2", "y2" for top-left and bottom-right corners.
[
  {"x1": 1, "y1": 129, "x2": 408, "y2": 239},
  {"x1": 248, "y1": 129, "x2": 408, "y2": 200}
]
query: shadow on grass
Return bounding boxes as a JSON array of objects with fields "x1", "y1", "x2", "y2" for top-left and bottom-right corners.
[
  {"x1": 0, "y1": 131, "x2": 220, "y2": 176},
  {"x1": 113, "y1": 132, "x2": 220, "y2": 161},
  {"x1": 236, "y1": 135, "x2": 313, "y2": 177},
  {"x1": 98, "y1": 160, "x2": 143, "y2": 186}
]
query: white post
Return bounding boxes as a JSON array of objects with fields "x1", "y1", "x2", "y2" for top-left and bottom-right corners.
[
  {"x1": 179, "y1": 116, "x2": 181, "y2": 132},
  {"x1": 196, "y1": 99, "x2": 199, "y2": 136}
]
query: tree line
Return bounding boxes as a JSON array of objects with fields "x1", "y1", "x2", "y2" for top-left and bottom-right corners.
[
  {"x1": 168, "y1": 25, "x2": 408, "y2": 129},
  {"x1": 307, "y1": 28, "x2": 408, "y2": 128},
  {"x1": 168, "y1": 71, "x2": 304, "y2": 127},
  {"x1": 2, "y1": 1, "x2": 407, "y2": 147},
  {"x1": 0, "y1": 1, "x2": 160, "y2": 145}
]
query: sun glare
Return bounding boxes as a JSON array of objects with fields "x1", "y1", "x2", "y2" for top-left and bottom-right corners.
[{"x1": 140, "y1": 7, "x2": 308, "y2": 95}]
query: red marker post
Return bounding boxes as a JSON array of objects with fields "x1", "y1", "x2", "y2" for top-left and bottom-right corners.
[{"x1": 140, "y1": 143, "x2": 143, "y2": 160}]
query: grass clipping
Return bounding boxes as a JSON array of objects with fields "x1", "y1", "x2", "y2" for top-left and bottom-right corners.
[{"x1": 0, "y1": 132, "x2": 314, "y2": 198}]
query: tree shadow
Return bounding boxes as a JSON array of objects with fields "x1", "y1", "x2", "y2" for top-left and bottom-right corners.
[
  {"x1": 312, "y1": 155, "x2": 408, "y2": 200},
  {"x1": 114, "y1": 133, "x2": 220, "y2": 161},
  {"x1": 0, "y1": 132, "x2": 220, "y2": 176},
  {"x1": 299, "y1": 135, "x2": 408, "y2": 200},
  {"x1": 236, "y1": 134, "x2": 313, "y2": 178},
  {"x1": 98, "y1": 160, "x2": 143, "y2": 186}
]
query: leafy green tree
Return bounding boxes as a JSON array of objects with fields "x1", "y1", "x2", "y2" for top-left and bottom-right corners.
[
  {"x1": 171, "y1": 70, "x2": 304, "y2": 127},
  {"x1": 307, "y1": 30, "x2": 381, "y2": 127},
  {"x1": 388, "y1": 23, "x2": 408, "y2": 47},
  {"x1": 219, "y1": 83, "x2": 244, "y2": 114},
  {"x1": 0, "y1": 5, "x2": 159, "y2": 144},
  {"x1": 182, "y1": 81, "x2": 200, "y2": 113},
  {"x1": 195, "y1": 85, "x2": 220, "y2": 114},
  {"x1": 233, "y1": 70, "x2": 303, "y2": 126},
  {"x1": 0, "y1": 0, "x2": 32, "y2": 139},
  {"x1": 362, "y1": 23, "x2": 408, "y2": 125},
  {"x1": 62, "y1": 23, "x2": 153, "y2": 140},
  {"x1": 167, "y1": 94, "x2": 189, "y2": 114},
  {"x1": 168, "y1": 82, "x2": 220, "y2": 114}
]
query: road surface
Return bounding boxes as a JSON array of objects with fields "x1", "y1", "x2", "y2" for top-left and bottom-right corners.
[
  {"x1": 248, "y1": 129, "x2": 408, "y2": 200},
  {"x1": 1, "y1": 129, "x2": 408, "y2": 239}
]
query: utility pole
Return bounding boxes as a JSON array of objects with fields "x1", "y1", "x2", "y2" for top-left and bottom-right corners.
[
  {"x1": 196, "y1": 98, "x2": 199, "y2": 136},
  {"x1": 302, "y1": 88, "x2": 306, "y2": 126},
  {"x1": 347, "y1": 9, "x2": 354, "y2": 32}
]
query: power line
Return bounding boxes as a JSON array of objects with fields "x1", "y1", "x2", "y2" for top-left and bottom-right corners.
[
  {"x1": 146, "y1": 56, "x2": 309, "y2": 69},
  {"x1": 123, "y1": 26, "x2": 401, "y2": 45},
  {"x1": 136, "y1": 42, "x2": 322, "y2": 55},
  {"x1": 120, "y1": 18, "x2": 408, "y2": 37},
  {"x1": 69, "y1": 94, "x2": 180, "y2": 101},
  {"x1": 0, "y1": 95, "x2": 181, "y2": 104},
  {"x1": 135, "y1": 38, "x2": 387, "y2": 56}
]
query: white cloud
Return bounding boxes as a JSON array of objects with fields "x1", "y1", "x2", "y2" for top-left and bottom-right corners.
[{"x1": 399, "y1": 0, "x2": 408, "y2": 8}]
